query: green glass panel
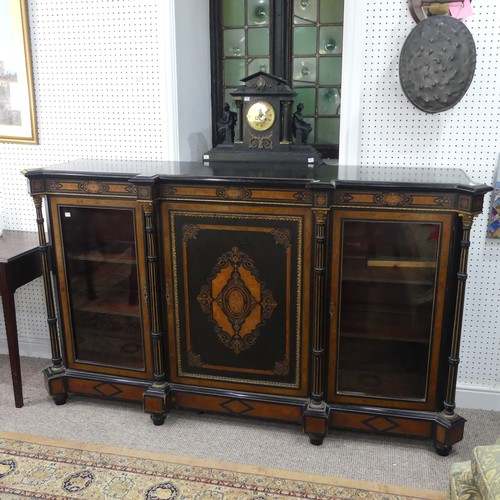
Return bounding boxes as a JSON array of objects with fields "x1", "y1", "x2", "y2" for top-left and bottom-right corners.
[
  {"x1": 293, "y1": 27, "x2": 317, "y2": 55},
  {"x1": 248, "y1": 28, "x2": 269, "y2": 56},
  {"x1": 317, "y1": 117, "x2": 340, "y2": 144},
  {"x1": 224, "y1": 29, "x2": 246, "y2": 57},
  {"x1": 294, "y1": 0, "x2": 318, "y2": 24},
  {"x1": 319, "y1": 27, "x2": 343, "y2": 55},
  {"x1": 223, "y1": 0, "x2": 245, "y2": 26},
  {"x1": 320, "y1": 0, "x2": 344, "y2": 23},
  {"x1": 319, "y1": 57, "x2": 342, "y2": 85},
  {"x1": 224, "y1": 59, "x2": 246, "y2": 87},
  {"x1": 293, "y1": 57, "x2": 317, "y2": 84},
  {"x1": 293, "y1": 88, "x2": 316, "y2": 116},
  {"x1": 317, "y1": 87, "x2": 341, "y2": 116},
  {"x1": 248, "y1": 57, "x2": 270, "y2": 74},
  {"x1": 248, "y1": 0, "x2": 269, "y2": 25}
]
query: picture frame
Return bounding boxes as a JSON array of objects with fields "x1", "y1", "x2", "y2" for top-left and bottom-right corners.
[
  {"x1": 0, "y1": 0, "x2": 37, "y2": 144},
  {"x1": 488, "y1": 155, "x2": 500, "y2": 239}
]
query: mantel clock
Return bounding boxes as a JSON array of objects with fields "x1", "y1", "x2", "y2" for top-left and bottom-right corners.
[{"x1": 204, "y1": 72, "x2": 322, "y2": 165}]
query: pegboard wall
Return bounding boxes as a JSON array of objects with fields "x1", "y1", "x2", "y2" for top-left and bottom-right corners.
[
  {"x1": 359, "y1": 1, "x2": 500, "y2": 398},
  {"x1": 0, "y1": 0, "x2": 171, "y2": 357},
  {"x1": 0, "y1": 1, "x2": 499, "y2": 406}
]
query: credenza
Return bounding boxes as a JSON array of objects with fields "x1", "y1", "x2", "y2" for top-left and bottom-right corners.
[{"x1": 24, "y1": 160, "x2": 491, "y2": 455}]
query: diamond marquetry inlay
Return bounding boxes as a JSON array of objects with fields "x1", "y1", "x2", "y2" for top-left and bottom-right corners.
[
  {"x1": 92, "y1": 383, "x2": 123, "y2": 398},
  {"x1": 361, "y1": 416, "x2": 400, "y2": 433},
  {"x1": 220, "y1": 399, "x2": 253, "y2": 415}
]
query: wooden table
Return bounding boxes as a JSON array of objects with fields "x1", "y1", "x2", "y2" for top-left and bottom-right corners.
[{"x1": 0, "y1": 230, "x2": 41, "y2": 408}]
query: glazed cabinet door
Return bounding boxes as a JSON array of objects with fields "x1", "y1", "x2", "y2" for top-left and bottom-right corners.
[
  {"x1": 327, "y1": 210, "x2": 454, "y2": 410},
  {"x1": 162, "y1": 202, "x2": 312, "y2": 397},
  {"x1": 49, "y1": 197, "x2": 152, "y2": 379}
]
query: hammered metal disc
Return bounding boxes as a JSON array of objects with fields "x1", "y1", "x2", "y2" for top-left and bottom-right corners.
[{"x1": 399, "y1": 15, "x2": 476, "y2": 113}]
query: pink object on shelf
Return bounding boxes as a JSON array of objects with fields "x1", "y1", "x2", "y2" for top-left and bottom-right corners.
[{"x1": 449, "y1": 0, "x2": 474, "y2": 20}]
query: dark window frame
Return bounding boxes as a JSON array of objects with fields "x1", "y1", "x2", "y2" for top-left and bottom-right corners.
[{"x1": 209, "y1": 0, "x2": 339, "y2": 159}]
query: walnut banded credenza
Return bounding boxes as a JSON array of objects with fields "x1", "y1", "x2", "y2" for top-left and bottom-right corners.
[{"x1": 24, "y1": 160, "x2": 491, "y2": 455}]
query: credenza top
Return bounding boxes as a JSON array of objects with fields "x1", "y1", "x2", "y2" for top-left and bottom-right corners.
[{"x1": 23, "y1": 159, "x2": 491, "y2": 194}]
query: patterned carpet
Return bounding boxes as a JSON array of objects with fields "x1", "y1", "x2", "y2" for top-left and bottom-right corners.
[{"x1": 0, "y1": 432, "x2": 445, "y2": 499}]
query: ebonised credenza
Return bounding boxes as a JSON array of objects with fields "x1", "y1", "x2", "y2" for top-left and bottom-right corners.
[{"x1": 24, "y1": 160, "x2": 491, "y2": 455}]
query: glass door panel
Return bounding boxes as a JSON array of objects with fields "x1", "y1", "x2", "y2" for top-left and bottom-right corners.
[
  {"x1": 59, "y1": 206, "x2": 144, "y2": 370},
  {"x1": 336, "y1": 219, "x2": 441, "y2": 401}
]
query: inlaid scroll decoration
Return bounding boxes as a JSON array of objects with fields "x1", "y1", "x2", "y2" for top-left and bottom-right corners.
[
  {"x1": 374, "y1": 192, "x2": 413, "y2": 207},
  {"x1": 197, "y1": 246, "x2": 277, "y2": 354},
  {"x1": 314, "y1": 194, "x2": 328, "y2": 207},
  {"x1": 216, "y1": 186, "x2": 252, "y2": 200},
  {"x1": 78, "y1": 181, "x2": 110, "y2": 194},
  {"x1": 187, "y1": 350, "x2": 206, "y2": 368},
  {"x1": 138, "y1": 186, "x2": 151, "y2": 199},
  {"x1": 249, "y1": 132, "x2": 273, "y2": 149},
  {"x1": 271, "y1": 228, "x2": 291, "y2": 249},
  {"x1": 182, "y1": 224, "x2": 200, "y2": 242},
  {"x1": 338, "y1": 193, "x2": 353, "y2": 203},
  {"x1": 459, "y1": 197, "x2": 471, "y2": 211},
  {"x1": 434, "y1": 196, "x2": 452, "y2": 207},
  {"x1": 160, "y1": 185, "x2": 177, "y2": 196},
  {"x1": 124, "y1": 184, "x2": 138, "y2": 195},
  {"x1": 46, "y1": 181, "x2": 63, "y2": 191},
  {"x1": 272, "y1": 358, "x2": 290, "y2": 376},
  {"x1": 293, "y1": 191, "x2": 312, "y2": 203}
]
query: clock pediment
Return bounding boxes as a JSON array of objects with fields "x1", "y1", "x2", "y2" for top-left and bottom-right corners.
[{"x1": 232, "y1": 72, "x2": 294, "y2": 98}]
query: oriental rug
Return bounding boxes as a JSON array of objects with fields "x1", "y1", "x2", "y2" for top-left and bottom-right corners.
[{"x1": 0, "y1": 431, "x2": 445, "y2": 499}]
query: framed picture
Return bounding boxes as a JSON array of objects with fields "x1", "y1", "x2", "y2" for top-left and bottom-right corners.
[
  {"x1": 488, "y1": 156, "x2": 500, "y2": 238},
  {"x1": 0, "y1": 0, "x2": 37, "y2": 144}
]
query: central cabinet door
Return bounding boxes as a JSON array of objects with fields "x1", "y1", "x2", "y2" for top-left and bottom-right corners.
[
  {"x1": 327, "y1": 210, "x2": 454, "y2": 410},
  {"x1": 162, "y1": 202, "x2": 312, "y2": 397}
]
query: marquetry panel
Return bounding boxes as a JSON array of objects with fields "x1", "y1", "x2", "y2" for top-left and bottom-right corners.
[
  {"x1": 173, "y1": 392, "x2": 303, "y2": 423},
  {"x1": 29, "y1": 178, "x2": 137, "y2": 198},
  {"x1": 159, "y1": 184, "x2": 312, "y2": 205},
  {"x1": 163, "y1": 203, "x2": 312, "y2": 396},
  {"x1": 67, "y1": 378, "x2": 146, "y2": 402},
  {"x1": 330, "y1": 411, "x2": 433, "y2": 437},
  {"x1": 333, "y1": 190, "x2": 463, "y2": 211}
]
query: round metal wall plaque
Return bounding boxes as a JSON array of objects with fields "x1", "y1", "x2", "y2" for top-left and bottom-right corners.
[{"x1": 399, "y1": 16, "x2": 476, "y2": 113}]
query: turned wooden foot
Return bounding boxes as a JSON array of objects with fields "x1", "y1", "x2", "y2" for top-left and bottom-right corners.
[
  {"x1": 53, "y1": 394, "x2": 68, "y2": 406},
  {"x1": 309, "y1": 435, "x2": 325, "y2": 446},
  {"x1": 150, "y1": 413, "x2": 166, "y2": 426},
  {"x1": 434, "y1": 442, "x2": 452, "y2": 456}
]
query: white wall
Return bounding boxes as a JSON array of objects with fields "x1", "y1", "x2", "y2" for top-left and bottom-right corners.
[
  {"x1": 0, "y1": 0, "x2": 499, "y2": 410},
  {"x1": 174, "y1": 0, "x2": 212, "y2": 161}
]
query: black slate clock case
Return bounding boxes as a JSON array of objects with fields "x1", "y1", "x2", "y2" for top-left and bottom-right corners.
[{"x1": 204, "y1": 72, "x2": 322, "y2": 165}]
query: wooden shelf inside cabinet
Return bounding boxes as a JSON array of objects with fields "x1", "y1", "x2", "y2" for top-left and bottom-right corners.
[
  {"x1": 72, "y1": 298, "x2": 140, "y2": 318},
  {"x1": 70, "y1": 273, "x2": 139, "y2": 318},
  {"x1": 340, "y1": 308, "x2": 432, "y2": 344},
  {"x1": 67, "y1": 247, "x2": 136, "y2": 265},
  {"x1": 342, "y1": 256, "x2": 436, "y2": 285}
]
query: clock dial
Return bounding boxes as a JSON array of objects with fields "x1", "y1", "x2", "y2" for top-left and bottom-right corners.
[{"x1": 246, "y1": 101, "x2": 276, "y2": 131}]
